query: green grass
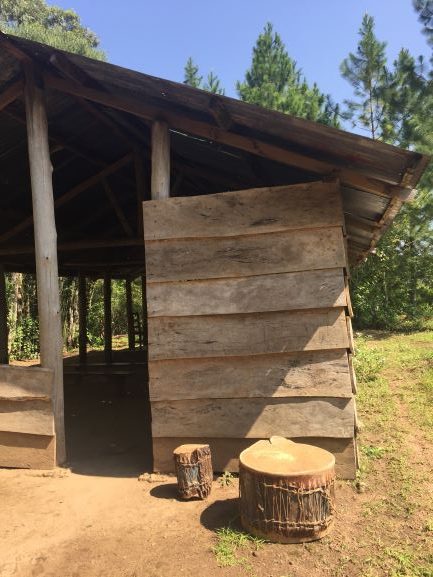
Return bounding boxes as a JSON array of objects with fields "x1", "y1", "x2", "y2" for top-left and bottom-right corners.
[{"x1": 212, "y1": 526, "x2": 265, "y2": 570}]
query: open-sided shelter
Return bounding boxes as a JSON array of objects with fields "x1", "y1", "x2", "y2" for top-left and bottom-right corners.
[{"x1": 0, "y1": 33, "x2": 429, "y2": 478}]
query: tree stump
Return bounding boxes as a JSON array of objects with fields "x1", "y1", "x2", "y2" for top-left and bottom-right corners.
[
  {"x1": 173, "y1": 443, "x2": 213, "y2": 499},
  {"x1": 239, "y1": 437, "x2": 335, "y2": 543}
]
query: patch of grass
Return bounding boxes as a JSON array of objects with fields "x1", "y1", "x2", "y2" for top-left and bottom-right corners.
[
  {"x1": 218, "y1": 471, "x2": 235, "y2": 487},
  {"x1": 361, "y1": 445, "x2": 387, "y2": 459},
  {"x1": 212, "y1": 526, "x2": 264, "y2": 569}
]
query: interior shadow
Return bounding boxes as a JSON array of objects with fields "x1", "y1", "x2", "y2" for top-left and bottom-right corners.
[
  {"x1": 200, "y1": 498, "x2": 241, "y2": 531},
  {"x1": 64, "y1": 349, "x2": 152, "y2": 478}
]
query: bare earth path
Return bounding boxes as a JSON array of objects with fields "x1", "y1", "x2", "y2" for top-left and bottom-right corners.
[{"x1": 0, "y1": 331, "x2": 432, "y2": 577}]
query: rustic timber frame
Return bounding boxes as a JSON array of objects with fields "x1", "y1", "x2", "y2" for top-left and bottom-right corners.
[{"x1": 0, "y1": 33, "x2": 429, "y2": 475}]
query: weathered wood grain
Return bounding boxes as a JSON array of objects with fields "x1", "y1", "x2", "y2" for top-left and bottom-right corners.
[
  {"x1": 148, "y1": 308, "x2": 349, "y2": 360},
  {"x1": 148, "y1": 349, "x2": 352, "y2": 400},
  {"x1": 0, "y1": 432, "x2": 55, "y2": 469},
  {"x1": 145, "y1": 227, "x2": 346, "y2": 282},
  {"x1": 0, "y1": 399, "x2": 54, "y2": 435},
  {"x1": 147, "y1": 268, "x2": 347, "y2": 317},
  {"x1": 151, "y1": 397, "x2": 354, "y2": 438},
  {"x1": 0, "y1": 365, "x2": 53, "y2": 400},
  {"x1": 152, "y1": 436, "x2": 357, "y2": 479},
  {"x1": 143, "y1": 181, "x2": 343, "y2": 240}
]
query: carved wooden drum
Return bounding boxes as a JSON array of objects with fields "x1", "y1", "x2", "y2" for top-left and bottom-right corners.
[
  {"x1": 173, "y1": 443, "x2": 213, "y2": 499},
  {"x1": 239, "y1": 437, "x2": 335, "y2": 543}
]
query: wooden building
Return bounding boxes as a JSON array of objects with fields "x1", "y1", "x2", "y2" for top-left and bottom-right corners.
[{"x1": 0, "y1": 33, "x2": 429, "y2": 478}]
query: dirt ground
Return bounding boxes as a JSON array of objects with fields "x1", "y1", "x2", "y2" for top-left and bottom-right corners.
[{"x1": 1, "y1": 332, "x2": 432, "y2": 577}]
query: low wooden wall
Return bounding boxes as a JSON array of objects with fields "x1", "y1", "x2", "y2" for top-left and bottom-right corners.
[
  {"x1": 143, "y1": 181, "x2": 357, "y2": 478},
  {"x1": 0, "y1": 365, "x2": 55, "y2": 468}
]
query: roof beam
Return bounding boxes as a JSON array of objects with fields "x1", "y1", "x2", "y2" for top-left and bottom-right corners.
[
  {"x1": 45, "y1": 73, "x2": 413, "y2": 201},
  {"x1": 0, "y1": 79, "x2": 23, "y2": 112},
  {"x1": 0, "y1": 153, "x2": 133, "y2": 244},
  {"x1": 103, "y1": 178, "x2": 134, "y2": 237},
  {"x1": 0, "y1": 237, "x2": 142, "y2": 256}
]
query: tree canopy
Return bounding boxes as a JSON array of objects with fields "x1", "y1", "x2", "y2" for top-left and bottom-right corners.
[{"x1": 0, "y1": 0, "x2": 105, "y2": 59}]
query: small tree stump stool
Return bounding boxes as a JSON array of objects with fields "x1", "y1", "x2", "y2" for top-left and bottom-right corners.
[
  {"x1": 173, "y1": 443, "x2": 213, "y2": 499},
  {"x1": 239, "y1": 436, "x2": 335, "y2": 543}
]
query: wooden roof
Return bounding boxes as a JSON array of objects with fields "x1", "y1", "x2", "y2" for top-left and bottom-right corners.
[{"x1": 0, "y1": 33, "x2": 430, "y2": 277}]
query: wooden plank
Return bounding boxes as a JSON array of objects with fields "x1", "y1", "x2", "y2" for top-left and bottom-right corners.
[
  {"x1": 344, "y1": 273, "x2": 354, "y2": 317},
  {"x1": 0, "y1": 399, "x2": 54, "y2": 435},
  {"x1": 151, "y1": 121, "x2": 170, "y2": 199},
  {"x1": 151, "y1": 397, "x2": 354, "y2": 438},
  {"x1": 148, "y1": 308, "x2": 349, "y2": 360},
  {"x1": 348, "y1": 353, "x2": 357, "y2": 394},
  {"x1": 149, "y1": 349, "x2": 353, "y2": 401},
  {"x1": 147, "y1": 268, "x2": 346, "y2": 317},
  {"x1": 346, "y1": 315, "x2": 355, "y2": 353},
  {"x1": 152, "y1": 436, "x2": 357, "y2": 479},
  {"x1": 24, "y1": 65, "x2": 64, "y2": 463},
  {"x1": 0, "y1": 432, "x2": 55, "y2": 469},
  {"x1": 0, "y1": 365, "x2": 53, "y2": 400},
  {"x1": 143, "y1": 181, "x2": 343, "y2": 241},
  {"x1": 145, "y1": 227, "x2": 346, "y2": 283}
]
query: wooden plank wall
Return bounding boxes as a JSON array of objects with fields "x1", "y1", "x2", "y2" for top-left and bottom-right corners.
[
  {"x1": 143, "y1": 181, "x2": 357, "y2": 478},
  {"x1": 0, "y1": 365, "x2": 55, "y2": 468}
]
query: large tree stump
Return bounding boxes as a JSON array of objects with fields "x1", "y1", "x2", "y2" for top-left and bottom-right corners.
[
  {"x1": 239, "y1": 437, "x2": 335, "y2": 543},
  {"x1": 173, "y1": 443, "x2": 213, "y2": 499}
]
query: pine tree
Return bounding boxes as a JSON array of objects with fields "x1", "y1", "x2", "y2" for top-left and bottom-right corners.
[
  {"x1": 340, "y1": 14, "x2": 388, "y2": 139},
  {"x1": 202, "y1": 71, "x2": 225, "y2": 95},
  {"x1": 183, "y1": 57, "x2": 202, "y2": 88},
  {"x1": 237, "y1": 22, "x2": 339, "y2": 127}
]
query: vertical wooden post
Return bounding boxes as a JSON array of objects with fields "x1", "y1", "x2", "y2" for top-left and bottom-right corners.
[
  {"x1": 151, "y1": 121, "x2": 170, "y2": 200},
  {"x1": 24, "y1": 66, "x2": 65, "y2": 464},
  {"x1": 0, "y1": 266, "x2": 8, "y2": 365},
  {"x1": 126, "y1": 278, "x2": 134, "y2": 351},
  {"x1": 104, "y1": 274, "x2": 112, "y2": 364},
  {"x1": 78, "y1": 273, "x2": 87, "y2": 364}
]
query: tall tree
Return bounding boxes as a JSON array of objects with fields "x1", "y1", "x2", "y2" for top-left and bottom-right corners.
[
  {"x1": 183, "y1": 57, "x2": 202, "y2": 88},
  {"x1": 340, "y1": 14, "x2": 388, "y2": 139},
  {"x1": 183, "y1": 57, "x2": 225, "y2": 94},
  {"x1": 237, "y1": 23, "x2": 339, "y2": 126},
  {"x1": 343, "y1": 13, "x2": 433, "y2": 329},
  {"x1": 0, "y1": 0, "x2": 105, "y2": 59}
]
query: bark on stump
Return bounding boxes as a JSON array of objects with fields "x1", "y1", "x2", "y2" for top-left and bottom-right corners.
[
  {"x1": 239, "y1": 436, "x2": 335, "y2": 543},
  {"x1": 173, "y1": 443, "x2": 213, "y2": 499}
]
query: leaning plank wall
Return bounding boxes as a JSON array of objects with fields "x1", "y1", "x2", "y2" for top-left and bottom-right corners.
[
  {"x1": 0, "y1": 365, "x2": 55, "y2": 468},
  {"x1": 143, "y1": 181, "x2": 357, "y2": 478}
]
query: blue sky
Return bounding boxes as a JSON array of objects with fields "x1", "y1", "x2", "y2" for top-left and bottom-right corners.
[{"x1": 55, "y1": 0, "x2": 429, "y2": 108}]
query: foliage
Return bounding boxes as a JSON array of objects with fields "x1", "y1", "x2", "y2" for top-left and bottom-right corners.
[
  {"x1": 343, "y1": 12, "x2": 433, "y2": 331},
  {"x1": 237, "y1": 22, "x2": 340, "y2": 126},
  {"x1": 0, "y1": 0, "x2": 105, "y2": 59},
  {"x1": 183, "y1": 57, "x2": 224, "y2": 94},
  {"x1": 9, "y1": 316, "x2": 39, "y2": 360},
  {"x1": 212, "y1": 526, "x2": 264, "y2": 569}
]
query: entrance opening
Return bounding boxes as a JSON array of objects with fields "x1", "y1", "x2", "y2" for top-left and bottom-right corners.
[{"x1": 64, "y1": 347, "x2": 151, "y2": 477}]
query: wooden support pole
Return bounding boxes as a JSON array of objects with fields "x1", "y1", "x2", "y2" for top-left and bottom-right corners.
[
  {"x1": 104, "y1": 274, "x2": 112, "y2": 364},
  {"x1": 78, "y1": 273, "x2": 87, "y2": 364},
  {"x1": 151, "y1": 121, "x2": 170, "y2": 200},
  {"x1": 0, "y1": 266, "x2": 8, "y2": 365},
  {"x1": 126, "y1": 278, "x2": 134, "y2": 351},
  {"x1": 24, "y1": 66, "x2": 65, "y2": 464}
]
